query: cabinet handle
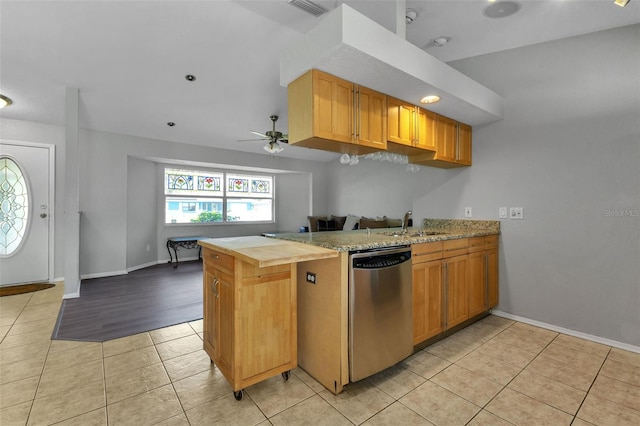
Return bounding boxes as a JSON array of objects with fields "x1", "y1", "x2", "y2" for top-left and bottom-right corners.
[
  {"x1": 414, "y1": 107, "x2": 419, "y2": 144},
  {"x1": 352, "y1": 87, "x2": 357, "y2": 139},
  {"x1": 213, "y1": 277, "x2": 219, "y2": 298},
  {"x1": 455, "y1": 123, "x2": 460, "y2": 161},
  {"x1": 356, "y1": 87, "x2": 361, "y2": 138}
]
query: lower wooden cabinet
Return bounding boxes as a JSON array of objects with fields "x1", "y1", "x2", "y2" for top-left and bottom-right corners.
[
  {"x1": 412, "y1": 259, "x2": 444, "y2": 344},
  {"x1": 412, "y1": 235, "x2": 499, "y2": 346},
  {"x1": 444, "y1": 254, "x2": 469, "y2": 329},
  {"x1": 202, "y1": 247, "x2": 297, "y2": 398}
]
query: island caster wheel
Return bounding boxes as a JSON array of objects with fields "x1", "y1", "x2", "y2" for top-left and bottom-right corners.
[
  {"x1": 282, "y1": 370, "x2": 290, "y2": 381},
  {"x1": 234, "y1": 390, "x2": 243, "y2": 401}
]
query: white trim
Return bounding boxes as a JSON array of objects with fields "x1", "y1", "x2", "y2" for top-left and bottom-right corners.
[
  {"x1": 492, "y1": 310, "x2": 640, "y2": 354},
  {"x1": 62, "y1": 291, "x2": 80, "y2": 299},
  {"x1": 127, "y1": 261, "x2": 160, "y2": 272},
  {"x1": 80, "y1": 270, "x2": 128, "y2": 280}
]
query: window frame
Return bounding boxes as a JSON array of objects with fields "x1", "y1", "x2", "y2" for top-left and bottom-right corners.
[{"x1": 163, "y1": 167, "x2": 275, "y2": 226}]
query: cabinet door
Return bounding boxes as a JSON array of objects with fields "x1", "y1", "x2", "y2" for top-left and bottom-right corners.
[
  {"x1": 415, "y1": 108, "x2": 436, "y2": 152},
  {"x1": 467, "y1": 251, "x2": 486, "y2": 318},
  {"x1": 313, "y1": 70, "x2": 353, "y2": 143},
  {"x1": 216, "y1": 270, "x2": 234, "y2": 377},
  {"x1": 203, "y1": 268, "x2": 218, "y2": 361},
  {"x1": 445, "y1": 254, "x2": 469, "y2": 329},
  {"x1": 413, "y1": 260, "x2": 444, "y2": 344},
  {"x1": 240, "y1": 277, "x2": 294, "y2": 380},
  {"x1": 387, "y1": 97, "x2": 414, "y2": 146},
  {"x1": 434, "y1": 115, "x2": 457, "y2": 162},
  {"x1": 486, "y1": 248, "x2": 499, "y2": 308},
  {"x1": 456, "y1": 123, "x2": 472, "y2": 165},
  {"x1": 357, "y1": 86, "x2": 387, "y2": 150}
]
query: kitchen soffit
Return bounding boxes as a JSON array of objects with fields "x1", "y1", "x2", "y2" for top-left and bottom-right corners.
[{"x1": 280, "y1": 4, "x2": 504, "y2": 126}]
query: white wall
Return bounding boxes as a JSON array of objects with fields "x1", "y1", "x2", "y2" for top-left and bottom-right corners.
[
  {"x1": 326, "y1": 158, "x2": 422, "y2": 219},
  {"x1": 332, "y1": 25, "x2": 640, "y2": 347},
  {"x1": 127, "y1": 157, "x2": 157, "y2": 269}
]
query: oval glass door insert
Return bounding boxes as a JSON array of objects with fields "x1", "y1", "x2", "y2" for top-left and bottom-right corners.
[{"x1": 0, "y1": 156, "x2": 30, "y2": 256}]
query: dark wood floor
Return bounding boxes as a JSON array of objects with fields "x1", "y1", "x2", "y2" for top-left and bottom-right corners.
[{"x1": 52, "y1": 261, "x2": 203, "y2": 342}]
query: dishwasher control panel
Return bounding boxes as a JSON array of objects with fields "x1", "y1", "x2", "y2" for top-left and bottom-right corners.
[{"x1": 352, "y1": 249, "x2": 411, "y2": 269}]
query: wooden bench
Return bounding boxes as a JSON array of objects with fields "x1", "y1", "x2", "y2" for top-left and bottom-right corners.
[{"x1": 166, "y1": 236, "x2": 209, "y2": 268}]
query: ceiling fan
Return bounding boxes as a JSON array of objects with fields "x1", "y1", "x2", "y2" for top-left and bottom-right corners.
[{"x1": 239, "y1": 115, "x2": 288, "y2": 154}]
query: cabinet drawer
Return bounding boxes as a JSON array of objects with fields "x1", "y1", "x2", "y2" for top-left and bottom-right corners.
[
  {"x1": 204, "y1": 248, "x2": 235, "y2": 274},
  {"x1": 412, "y1": 241, "x2": 443, "y2": 263},
  {"x1": 484, "y1": 235, "x2": 499, "y2": 250},
  {"x1": 468, "y1": 237, "x2": 485, "y2": 253},
  {"x1": 442, "y1": 238, "x2": 468, "y2": 258}
]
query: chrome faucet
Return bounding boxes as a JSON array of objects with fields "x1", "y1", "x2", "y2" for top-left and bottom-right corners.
[{"x1": 402, "y1": 211, "x2": 412, "y2": 233}]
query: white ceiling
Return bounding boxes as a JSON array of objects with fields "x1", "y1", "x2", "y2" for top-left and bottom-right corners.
[{"x1": 1, "y1": 0, "x2": 638, "y2": 162}]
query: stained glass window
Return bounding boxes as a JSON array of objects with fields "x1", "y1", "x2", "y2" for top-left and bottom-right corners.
[
  {"x1": 252, "y1": 179, "x2": 270, "y2": 193},
  {"x1": 164, "y1": 168, "x2": 273, "y2": 224},
  {"x1": 0, "y1": 156, "x2": 30, "y2": 256},
  {"x1": 167, "y1": 174, "x2": 193, "y2": 190},
  {"x1": 198, "y1": 176, "x2": 220, "y2": 191},
  {"x1": 228, "y1": 178, "x2": 249, "y2": 193}
]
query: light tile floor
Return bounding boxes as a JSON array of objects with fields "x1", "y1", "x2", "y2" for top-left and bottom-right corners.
[{"x1": 1, "y1": 283, "x2": 639, "y2": 425}]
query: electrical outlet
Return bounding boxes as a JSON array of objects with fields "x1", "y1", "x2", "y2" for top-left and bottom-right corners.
[
  {"x1": 509, "y1": 207, "x2": 524, "y2": 219},
  {"x1": 306, "y1": 272, "x2": 317, "y2": 284},
  {"x1": 464, "y1": 207, "x2": 472, "y2": 218},
  {"x1": 499, "y1": 207, "x2": 508, "y2": 219}
]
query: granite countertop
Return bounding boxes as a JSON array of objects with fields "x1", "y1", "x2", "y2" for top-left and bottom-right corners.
[{"x1": 264, "y1": 219, "x2": 500, "y2": 252}]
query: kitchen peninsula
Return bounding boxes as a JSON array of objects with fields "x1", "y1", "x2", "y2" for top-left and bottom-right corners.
[{"x1": 200, "y1": 219, "x2": 500, "y2": 396}]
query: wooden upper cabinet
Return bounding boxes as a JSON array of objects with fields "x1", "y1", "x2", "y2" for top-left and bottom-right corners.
[
  {"x1": 434, "y1": 114, "x2": 458, "y2": 163},
  {"x1": 357, "y1": 85, "x2": 387, "y2": 150},
  {"x1": 387, "y1": 97, "x2": 414, "y2": 146},
  {"x1": 415, "y1": 108, "x2": 436, "y2": 152},
  {"x1": 287, "y1": 69, "x2": 386, "y2": 154},
  {"x1": 457, "y1": 123, "x2": 472, "y2": 166},
  {"x1": 387, "y1": 97, "x2": 436, "y2": 154},
  {"x1": 412, "y1": 114, "x2": 472, "y2": 168}
]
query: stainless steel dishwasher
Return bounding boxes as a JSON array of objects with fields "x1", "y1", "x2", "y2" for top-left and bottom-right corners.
[{"x1": 349, "y1": 246, "x2": 413, "y2": 382}]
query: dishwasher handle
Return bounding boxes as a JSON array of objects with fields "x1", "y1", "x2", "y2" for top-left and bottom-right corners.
[{"x1": 351, "y1": 250, "x2": 412, "y2": 269}]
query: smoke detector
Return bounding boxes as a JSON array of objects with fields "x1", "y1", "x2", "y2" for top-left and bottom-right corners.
[{"x1": 406, "y1": 9, "x2": 418, "y2": 24}]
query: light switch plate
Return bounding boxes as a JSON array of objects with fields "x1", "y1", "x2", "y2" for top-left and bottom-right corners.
[
  {"x1": 465, "y1": 207, "x2": 472, "y2": 218},
  {"x1": 499, "y1": 207, "x2": 508, "y2": 219}
]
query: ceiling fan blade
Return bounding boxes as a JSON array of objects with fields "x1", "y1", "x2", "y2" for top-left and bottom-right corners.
[
  {"x1": 237, "y1": 138, "x2": 268, "y2": 142},
  {"x1": 250, "y1": 131, "x2": 268, "y2": 138}
]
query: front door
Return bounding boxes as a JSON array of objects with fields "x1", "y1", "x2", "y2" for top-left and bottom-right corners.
[{"x1": 0, "y1": 142, "x2": 51, "y2": 286}]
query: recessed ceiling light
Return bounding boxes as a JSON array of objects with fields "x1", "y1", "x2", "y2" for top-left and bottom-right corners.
[
  {"x1": 614, "y1": 0, "x2": 630, "y2": 7},
  {"x1": 484, "y1": 1, "x2": 521, "y2": 18},
  {"x1": 185, "y1": 74, "x2": 196, "y2": 82},
  {"x1": 167, "y1": 122, "x2": 176, "y2": 127},
  {"x1": 0, "y1": 94, "x2": 13, "y2": 108},
  {"x1": 420, "y1": 95, "x2": 440, "y2": 104}
]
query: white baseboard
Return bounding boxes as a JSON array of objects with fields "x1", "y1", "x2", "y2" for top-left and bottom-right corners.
[
  {"x1": 492, "y1": 310, "x2": 640, "y2": 354},
  {"x1": 80, "y1": 270, "x2": 128, "y2": 280},
  {"x1": 62, "y1": 291, "x2": 80, "y2": 299},
  {"x1": 127, "y1": 261, "x2": 159, "y2": 273}
]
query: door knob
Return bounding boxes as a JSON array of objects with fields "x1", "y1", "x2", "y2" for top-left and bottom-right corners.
[{"x1": 40, "y1": 213, "x2": 48, "y2": 218}]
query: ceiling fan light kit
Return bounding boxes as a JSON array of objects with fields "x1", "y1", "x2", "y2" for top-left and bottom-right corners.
[
  {"x1": 0, "y1": 94, "x2": 13, "y2": 108},
  {"x1": 241, "y1": 114, "x2": 288, "y2": 155}
]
